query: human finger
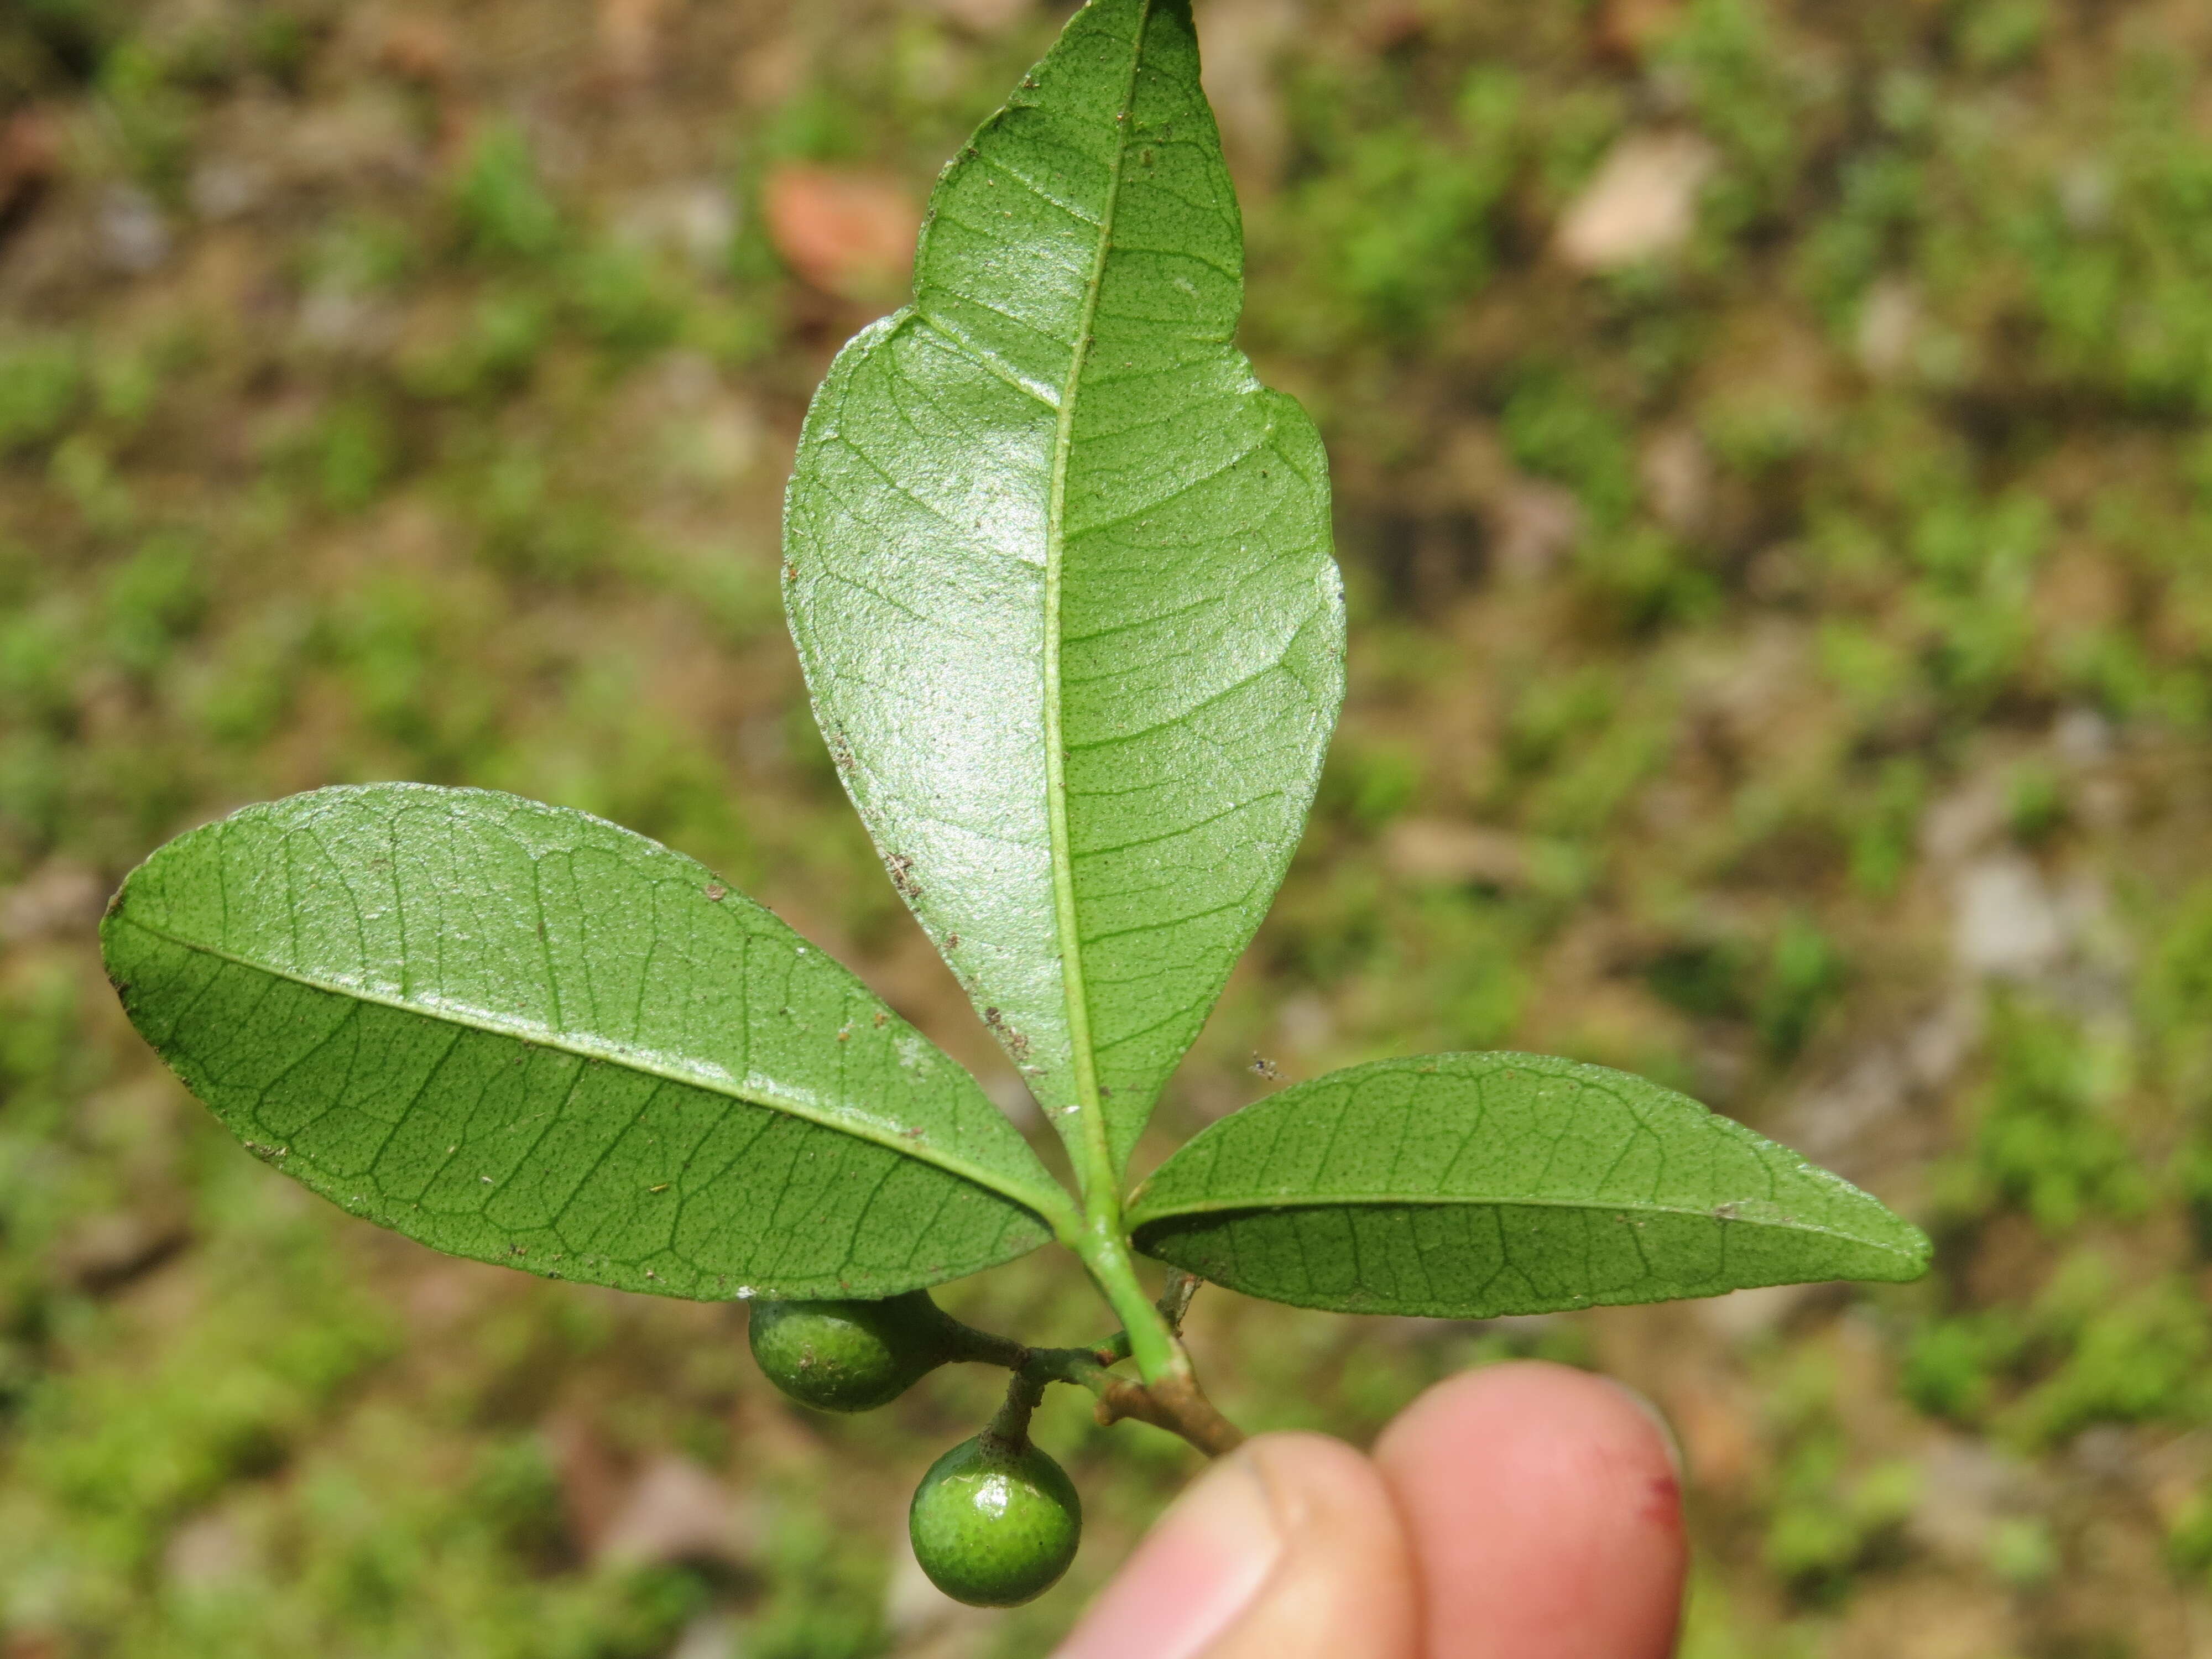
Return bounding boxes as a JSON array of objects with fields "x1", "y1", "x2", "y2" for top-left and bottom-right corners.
[
  {"x1": 1052, "y1": 1431, "x2": 1418, "y2": 1659},
  {"x1": 1374, "y1": 1360, "x2": 1686, "y2": 1659}
]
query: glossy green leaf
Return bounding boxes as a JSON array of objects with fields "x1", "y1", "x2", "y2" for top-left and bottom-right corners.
[
  {"x1": 782, "y1": 0, "x2": 1345, "y2": 1193},
  {"x1": 101, "y1": 784, "x2": 1069, "y2": 1300},
  {"x1": 1128, "y1": 1053, "x2": 1931, "y2": 1317}
]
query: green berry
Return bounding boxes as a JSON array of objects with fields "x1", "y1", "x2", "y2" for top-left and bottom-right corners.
[
  {"x1": 747, "y1": 1290, "x2": 953, "y2": 1412},
  {"x1": 908, "y1": 1432, "x2": 1082, "y2": 1607}
]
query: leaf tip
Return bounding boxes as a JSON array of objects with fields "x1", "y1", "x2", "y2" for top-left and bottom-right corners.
[{"x1": 1888, "y1": 1217, "x2": 1937, "y2": 1280}]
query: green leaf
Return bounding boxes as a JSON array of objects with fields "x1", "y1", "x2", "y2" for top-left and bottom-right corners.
[
  {"x1": 1127, "y1": 1053, "x2": 1931, "y2": 1317},
  {"x1": 101, "y1": 784, "x2": 1069, "y2": 1301},
  {"x1": 782, "y1": 0, "x2": 1344, "y2": 1194}
]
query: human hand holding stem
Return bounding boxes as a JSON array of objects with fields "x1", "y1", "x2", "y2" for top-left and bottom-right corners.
[
  {"x1": 896, "y1": 1262, "x2": 1687, "y2": 1657},
  {"x1": 945, "y1": 1258, "x2": 1689, "y2": 1657},
  {"x1": 1055, "y1": 1360, "x2": 1689, "y2": 1659}
]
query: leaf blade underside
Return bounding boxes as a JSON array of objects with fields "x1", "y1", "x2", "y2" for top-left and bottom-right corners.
[
  {"x1": 101, "y1": 784, "x2": 1066, "y2": 1300},
  {"x1": 782, "y1": 0, "x2": 1345, "y2": 1193},
  {"x1": 1126, "y1": 1053, "x2": 1931, "y2": 1318}
]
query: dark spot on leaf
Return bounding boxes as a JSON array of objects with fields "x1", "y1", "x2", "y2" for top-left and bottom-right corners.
[{"x1": 884, "y1": 853, "x2": 924, "y2": 901}]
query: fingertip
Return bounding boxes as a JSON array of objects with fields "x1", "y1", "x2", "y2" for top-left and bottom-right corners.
[
  {"x1": 1055, "y1": 1431, "x2": 1416, "y2": 1659},
  {"x1": 1193, "y1": 1432, "x2": 1421, "y2": 1659},
  {"x1": 1375, "y1": 1361, "x2": 1687, "y2": 1659}
]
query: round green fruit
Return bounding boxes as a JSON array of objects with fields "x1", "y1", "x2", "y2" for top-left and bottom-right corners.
[
  {"x1": 908, "y1": 1432, "x2": 1082, "y2": 1607},
  {"x1": 747, "y1": 1290, "x2": 953, "y2": 1412}
]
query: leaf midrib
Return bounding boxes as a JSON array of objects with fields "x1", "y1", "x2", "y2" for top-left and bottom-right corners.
[
  {"x1": 114, "y1": 914, "x2": 1072, "y2": 1227},
  {"x1": 1128, "y1": 1190, "x2": 1923, "y2": 1253},
  {"x1": 1041, "y1": 0, "x2": 1151, "y2": 1206}
]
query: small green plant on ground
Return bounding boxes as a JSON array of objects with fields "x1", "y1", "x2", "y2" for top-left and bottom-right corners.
[{"x1": 97, "y1": 0, "x2": 1928, "y2": 1610}]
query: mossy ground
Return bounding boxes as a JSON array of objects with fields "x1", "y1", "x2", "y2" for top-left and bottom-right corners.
[{"x1": 4, "y1": 1, "x2": 2212, "y2": 1655}]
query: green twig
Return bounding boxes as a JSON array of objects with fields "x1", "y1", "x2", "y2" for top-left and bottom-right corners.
[
  {"x1": 932, "y1": 1286, "x2": 1243, "y2": 1458},
  {"x1": 983, "y1": 1368, "x2": 1046, "y2": 1449}
]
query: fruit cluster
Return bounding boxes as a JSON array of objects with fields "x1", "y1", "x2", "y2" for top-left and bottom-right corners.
[{"x1": 748, "y1": 1293, "x2": 1084, "y2": 1607}]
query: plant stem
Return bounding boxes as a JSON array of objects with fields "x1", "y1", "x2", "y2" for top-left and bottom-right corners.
[
  {"x1": 983, "y1": 1368, "x2": 1045, "y2": 1449},
  {"x1": 933, "y1": 1279, "x2": 1245, "y2": 1459},
  {"x1": 1093, "y1": 1371, "x2": 1245, "y2": 1458},
  {"x1": 1078, "y1": 1222, "x2": 1186, "y2": 1386},
  {"x1": 939, "y1": 1317, "x2": 1029, "y2": 1372}
]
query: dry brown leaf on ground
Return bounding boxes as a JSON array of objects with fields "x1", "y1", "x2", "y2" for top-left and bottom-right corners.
[
  {"x1": 1639, "y1": 426, "x2": 1715, "y2": 536},
  {"x1": 0, "y1": 860, "x2": 105, "y2": 943},
  {"x1": 1197, "y1": 0, "x2": 1296, "y2": 189},
  {"x1": 763, "y1": 164, "x2": 921, "y2": 302},
  {"x1": 0, "y1": 107, "x2": 59, "y2": 237},
  {"x1": 1385, "y1": 819, "x2": 1530, "y2": 888},
  {"x1": 1555, "y1": 131, "x2": 1718, "y2": 273},
  {"x1": 596, "y1": 1456, "x2": 759, "y2": 1569},
  {"x1": 373, "y1": 13, "x2": 457, "y2": 84},
  {"x1": 596, "y1": 0, "x2": 673, "y2": 89},
  {"x1": 1488, "y1": 478, "x2": 1585, "y2": 580},
  {"x1": 1595, "y1": 0, "x2": 1686, "y2": 59}
]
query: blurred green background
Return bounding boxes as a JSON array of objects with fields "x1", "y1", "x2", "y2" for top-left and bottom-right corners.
[{"x1": 4, "y1": 0, "x2": 2212, "y2": 1653}]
